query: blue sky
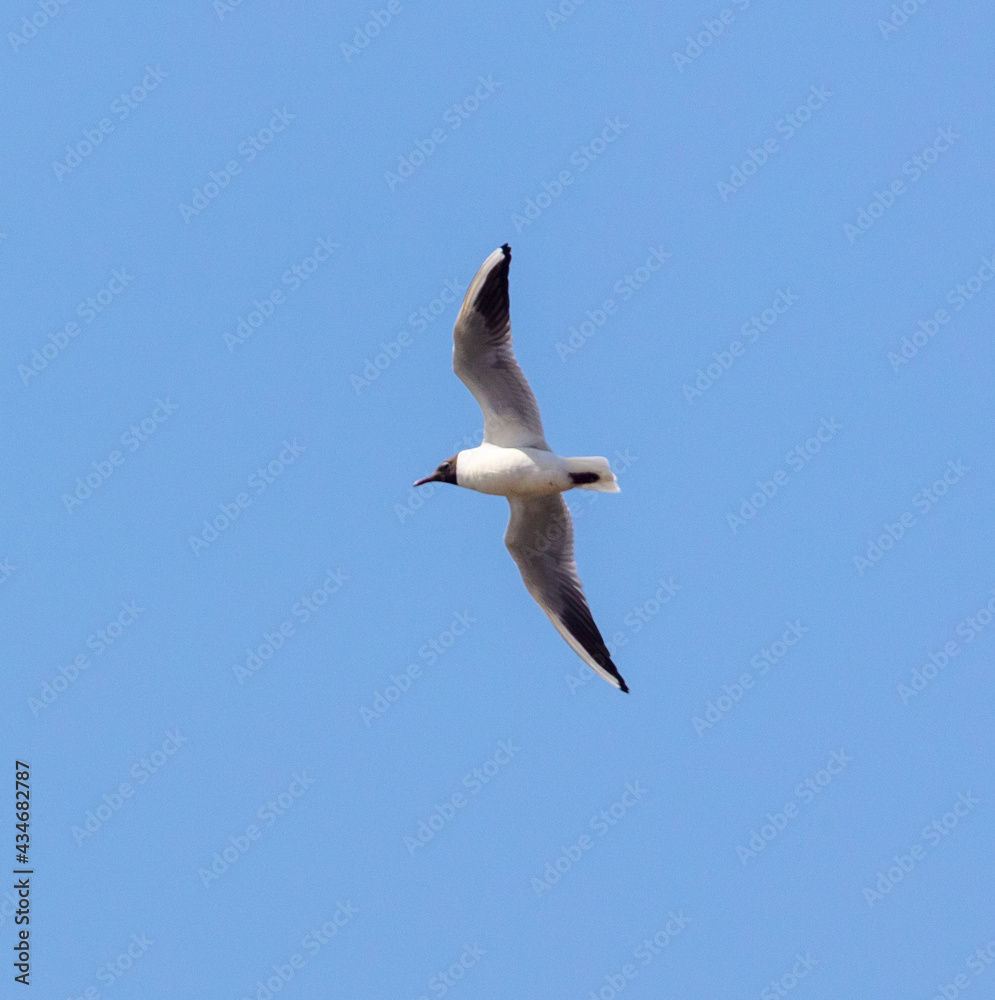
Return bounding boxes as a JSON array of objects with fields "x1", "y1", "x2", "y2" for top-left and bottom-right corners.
[{"x1": 2, "y1": 1, "x2": 994, "y2": 996}]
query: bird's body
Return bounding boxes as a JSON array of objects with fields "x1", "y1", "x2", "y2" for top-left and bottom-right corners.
[
  {"x1": 454, "y1": 444, "x2": 618, "y2": 497},
  {"x1": 414, "y1": 243, "x2": 629, "y2": 693}
]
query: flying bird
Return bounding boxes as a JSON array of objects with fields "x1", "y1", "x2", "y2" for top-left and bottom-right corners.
[{"x1": 414, "y1": 244, "x2": 628, "y2": 692}]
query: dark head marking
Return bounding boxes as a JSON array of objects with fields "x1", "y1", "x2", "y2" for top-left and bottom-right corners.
[
  {"x1": 413, "y1": 453, "x2": 459, "y2": 487},
  {"x1": 435, "y1": 453, "x2": 459, "y2": 484}
]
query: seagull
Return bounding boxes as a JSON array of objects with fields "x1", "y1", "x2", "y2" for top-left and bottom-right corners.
[{"x1": 414, "y1": 244, "x2": 628, "y2": 692}]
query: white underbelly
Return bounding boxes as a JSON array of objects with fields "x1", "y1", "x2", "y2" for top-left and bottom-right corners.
[{"x1": 457, "y1": 445, "x2": 568, "y2": 496}]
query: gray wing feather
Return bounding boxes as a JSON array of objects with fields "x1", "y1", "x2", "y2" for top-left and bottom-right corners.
[
  {"x1": 452, "y1": 245, "x2": 549, "y2": 450},
  {"x1": 504, "y1": 494, "x2": 628, "y2": 691}
]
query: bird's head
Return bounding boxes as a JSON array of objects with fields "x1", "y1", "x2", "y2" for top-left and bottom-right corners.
[{"x1": 413, "y1": 453, "x2": 459, "y2": 487}]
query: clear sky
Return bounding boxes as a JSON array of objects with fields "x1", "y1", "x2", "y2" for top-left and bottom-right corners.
[{"x1": 2, "y1": 1, "x2": 994, "y2": 997}]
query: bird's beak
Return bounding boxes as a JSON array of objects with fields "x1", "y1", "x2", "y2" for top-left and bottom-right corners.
[{"x1": 413, "y1": 473, "x2": 439, "y2": 487}]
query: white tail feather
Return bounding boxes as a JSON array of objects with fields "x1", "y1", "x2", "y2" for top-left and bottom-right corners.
[{"x1": 564, "y1": 456, "x2": 620, "y2": 493}]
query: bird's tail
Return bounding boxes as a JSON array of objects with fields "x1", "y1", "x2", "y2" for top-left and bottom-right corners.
[{"x1": 565, "y1": 456, "x2": 620, "y2": 493}]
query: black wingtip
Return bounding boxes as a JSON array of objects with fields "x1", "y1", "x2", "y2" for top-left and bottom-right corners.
[
  {"x1": 619, "y1": 679, "x2": 630, "y2": 694},
  {"x1": 475, "y1": 243, "x2": 512, "y2": 330}
]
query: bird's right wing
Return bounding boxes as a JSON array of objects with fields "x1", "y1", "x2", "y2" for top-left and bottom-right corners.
[
  {"x1": 504, "y1": 494, "x2": 628, "y2": 691},
  {"x1": 452, "y1": 244, "x2": 549, "y2": 450}
]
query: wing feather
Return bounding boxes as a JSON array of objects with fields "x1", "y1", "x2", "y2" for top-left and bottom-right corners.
[
  {"x1": 504, "y1": 494, "x2": 628, "y2": 692},
  {"x1": 452, "y1": 245, "x2": 549, "y2": 450}
]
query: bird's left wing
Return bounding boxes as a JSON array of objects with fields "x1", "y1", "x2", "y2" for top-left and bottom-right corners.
[
  {"x1": 452, "y1": 244, "x2": 549, "y2": 450},
  {"x1": 504, "y1": 494, "x2": 628, "y2": 691}
]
